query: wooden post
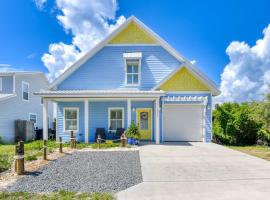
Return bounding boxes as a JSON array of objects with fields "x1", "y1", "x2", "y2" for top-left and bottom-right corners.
[
  {"x1": 70, "y1": 131, "x2": 76, "y2": 149},
  {"x1": 59, "y1": 137, "x2": 63, "y2": 153},
  {"x1": 15, "y1": 141, "x2": 24, "y2": 175},
  {"x1": 43, "y1": 140, "x2": 47, "y2": 160},
  {"x1": 121, "y1": 134, "x2": 127, "y2": 147},
  {"x1": 97, "y1": 135, "x2": 101, "y2": 149}
]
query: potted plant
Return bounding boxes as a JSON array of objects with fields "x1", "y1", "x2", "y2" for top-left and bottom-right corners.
[{"x1": 125, "y1": 122, "x2": 141, "y2": 145}]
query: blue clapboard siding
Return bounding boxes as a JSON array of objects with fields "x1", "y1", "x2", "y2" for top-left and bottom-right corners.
[
  {"x1": 57, "y1": 102, "x2": 85, "y2": 142},
  {"x1": 0, "y1": 76, "x2": 13, "y2": 94},
  {"x1": 89, "y1": 101, "x2": 127, "y2": 142},
  {"x1": 162, "y1": 93, "x2": 212, "y2": 142},
  {"x1": 58, "y1": 46, "x2": 181, "y2": 90},
  {"x1": 131, "y1": 101, "x2": 155, "y2": 140}
]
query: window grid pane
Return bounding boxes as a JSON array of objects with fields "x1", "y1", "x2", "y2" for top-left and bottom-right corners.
[
  {"x1": 65, "y1": 109, "x2": 78, "y2": 131},
  {"x1": 126, "y1": 59, "x2": 139, "y2": 85}
]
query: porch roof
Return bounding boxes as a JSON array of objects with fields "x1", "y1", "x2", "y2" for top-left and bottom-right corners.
[{"x1": 34, "y1": 90, "x2": 165, "y2": 98}]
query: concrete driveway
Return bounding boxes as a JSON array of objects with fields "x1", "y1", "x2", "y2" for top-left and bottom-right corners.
[{"x1": 117, "y1": 142, "x2": 270, "y2": 200}]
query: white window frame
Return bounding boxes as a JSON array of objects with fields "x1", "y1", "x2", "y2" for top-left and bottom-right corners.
[
  {"x1": 63, "y1": 107, "x2": 79, "y2": 132},
  {"x1": 22, "y1": 81, "x2": 29, "y2": 101},
  {"x1": 124, "y1": 59, "x2": 141, "y2": 86},
  {"x1": 108, "y1": 107, "x2": 125, "y2": 132},
  {"x1": 29, "y1": 113, "x2": 37, "y2": 126},
  {"x1": 0, "y1": 78, "x2": 2, "y2": 91}
]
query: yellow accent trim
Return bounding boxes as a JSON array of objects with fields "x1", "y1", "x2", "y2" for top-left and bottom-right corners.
[
  {"x1": 109, "y1": 22, "x2": 157, "y2": 44},
  {"x1": 159, "y1": 67, "x2": 210, "y2": 91},
  {"x1": 136, "y1": 108, "x2": 152, "y2": 140}
]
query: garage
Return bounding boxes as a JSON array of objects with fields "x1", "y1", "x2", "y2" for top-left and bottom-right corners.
[{"x1": 163, "y1": 104, "x2": 204, "y2": 142}]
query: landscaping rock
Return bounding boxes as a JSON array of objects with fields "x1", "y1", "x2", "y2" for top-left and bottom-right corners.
[{"x1": 7, "y1": 151, "x2": 142, "y2": 192}]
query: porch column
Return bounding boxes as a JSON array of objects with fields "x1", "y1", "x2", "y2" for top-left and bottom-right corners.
[
  {"x1": 84, "y1": 99, "x2": 89, "y2": 143},
  {"x1": 155, "y1": 98, "x2": 160, "y2": 144},
  {"x1": 43, "y1": 99, "x2": 48, "y2": 140},
  {"x1": 127, "y1": 99, "x2": 131, "y2": 127}
]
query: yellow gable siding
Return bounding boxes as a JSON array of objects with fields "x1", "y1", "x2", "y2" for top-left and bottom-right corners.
[
  {"x1": 109, "y1": 22, "x2": 157, "y2": 44},
  {"x1": 159, "y1": 67, "x2": 210, "y2": 91}
]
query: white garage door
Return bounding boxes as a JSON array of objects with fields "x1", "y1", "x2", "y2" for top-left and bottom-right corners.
[{"x1": 163, "y1": 104, "x2": 203, "y2": 142}]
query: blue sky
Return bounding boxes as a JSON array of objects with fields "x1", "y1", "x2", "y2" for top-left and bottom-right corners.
[{"x1": 0, "y1": 0, "x2": 270, "y2": 102}]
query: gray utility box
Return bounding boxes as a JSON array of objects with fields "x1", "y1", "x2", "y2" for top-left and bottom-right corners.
[{"x1": 15, "y1": 120, "x2": 35, "y2": 142}]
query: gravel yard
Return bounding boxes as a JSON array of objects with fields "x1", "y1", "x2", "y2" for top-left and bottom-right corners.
[{"x1": 7, "y1": 150, "x2": 142, "y2": 193}]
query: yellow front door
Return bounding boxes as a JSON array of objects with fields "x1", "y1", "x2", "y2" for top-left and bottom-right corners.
[{"x1": 136, "y1": 108, "x2": 152, "y2": 140}]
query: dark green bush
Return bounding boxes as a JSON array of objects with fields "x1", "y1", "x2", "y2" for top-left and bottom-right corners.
[
  {"x1": 257, "y1": 129, "x2": 270, "y2": 145},
  {"x1": 125, "y1": 121, "x2": 141, "y2": 139}
]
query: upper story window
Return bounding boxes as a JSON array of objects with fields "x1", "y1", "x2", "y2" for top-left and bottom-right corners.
[
  {"x1": 0, "y1": 78, "x2": 2, "y2": 91},
  {"x1": 126, "y1": 59, "x2": 140, "y2": 85},
  {"x1": 123, "y1": 52, "x2": 142, "y2": 86},
  {"x1": 22, "y1": 81, "x2": 29, "y2": 101}
]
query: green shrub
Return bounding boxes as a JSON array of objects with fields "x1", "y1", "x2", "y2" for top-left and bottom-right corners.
[
  {"x1": 125, "y1": 122, "x2": 141, "y2": 139},
  {"x1": 257, "y1": 129, "x2": 270, "y2": 145},
  {"x1": 0, "y1": 136, "x2": 4, "y2": 145}
]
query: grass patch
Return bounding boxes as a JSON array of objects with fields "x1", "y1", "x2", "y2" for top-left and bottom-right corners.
[
  {"x1": 0, "y1": 140, "x2": 70, "y2": 172},
  {"x1": 228, "y1": 145, "x2": 270, "y2": 161},
  {"x1": 0, "y1": 190, "x2": 114, "y2": 200}
]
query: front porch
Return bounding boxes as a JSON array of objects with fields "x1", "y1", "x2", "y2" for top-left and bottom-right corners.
[{"x1": 38, "y1": 90, "x2": 163, "y2": 144}]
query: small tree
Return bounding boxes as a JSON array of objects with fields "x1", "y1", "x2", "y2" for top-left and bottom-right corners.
[{"x1": 125, "y1": 121, "x2": 141, "y2": 140}]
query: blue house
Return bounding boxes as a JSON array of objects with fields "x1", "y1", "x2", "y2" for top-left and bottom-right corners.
[{"x1": 36, "y1": 16, "x2": 220, "y2": 144}]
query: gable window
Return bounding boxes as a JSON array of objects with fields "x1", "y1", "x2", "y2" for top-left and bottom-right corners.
[
  {"x1": 64, "y1": 108, "x2": 79, "y2": 132},
  {"x1": 0, "y1": 78, "x2": 2, "y2": 91},
  {"x1": 126, "y1": 59, "x2": 140, "y2": 85},
  {"x1": 29, "y1": 113, "x2": 37, "y2": 125},
  {"x1": 22, "y1": 81, "x2": 29, "y2": 101},
  {"x1": 108, "y1": 108, "x2": 124, "y2": 132}
]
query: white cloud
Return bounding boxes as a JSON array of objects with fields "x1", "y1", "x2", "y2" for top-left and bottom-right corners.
[
  {"x1": 33, "y1": 0, "x2": 47, "y2": 10},
  {"x1": 0, "y1": 63, "x2": 12, "y2": 67},
  {"x1": 215, "y1": 24, "x2": 270, "y2": 103},
  {"x1": 40, "y1": 0, "x2": 126, "y2": 80}
]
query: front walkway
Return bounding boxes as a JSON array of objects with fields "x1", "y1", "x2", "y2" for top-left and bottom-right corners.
[{"x1": 117, "y1": 142, "x2": 270, "y2": 200}]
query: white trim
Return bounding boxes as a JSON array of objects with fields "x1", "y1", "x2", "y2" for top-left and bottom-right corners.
[
  {"x1": 124, "y1": 58, "x2": 141, "y2": 86},
  {"x1": 0, "y1": 93, "x2": 17, "y2": 101},
  {"x1": 108, "y1": 107, "x2": 125, "y2": 132},
  {"x1": 63, "y1": 107, "x2": 79, "y2": 133},
  {"x1": 0, "y1": 77, "x2": 2, "y2": 91},
  {"x1": 84, "y1": 99, "x2": 89, "y2": 143},
  {"x1": 13, "y1": 74, "x2": 15, "y2": 93},
  {"x1": 29, "y1": 113, "x2": 37, "y2": 126},
  {"x1": 22, "y1": 81, "x2": 29, "y2": 102},
  {"x1": 127, "y1": 99, "x2": 131, "y2": 127},
  {"x1": 49, "y1": 16, "x2": 220, "y2": 95},
  {"x1": 136, "y1": 107, "x2": 153, "y2": 140}
]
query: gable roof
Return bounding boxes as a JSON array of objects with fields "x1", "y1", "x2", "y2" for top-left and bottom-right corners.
[{"x1": 49, "y1": 16, "x2": 220, "y2": 96}]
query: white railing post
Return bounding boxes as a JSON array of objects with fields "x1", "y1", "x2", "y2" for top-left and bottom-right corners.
[
  {"x1": 84, "y1": 99, "x2": 89, "y2": 143},
  {"x1": 127, "y1": 99, "x2": 131, "y2": 127},
  {"x1": 155, "y1": 98, "x2": 160, "y2": 144},
  {"x1": 43, "y1": 99, "x2": 48, "y2": 140}
]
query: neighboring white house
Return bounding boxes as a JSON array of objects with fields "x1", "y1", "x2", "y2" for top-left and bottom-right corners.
[{"x1": 0, "y1": 71, "x2": 53, "y2": 143}]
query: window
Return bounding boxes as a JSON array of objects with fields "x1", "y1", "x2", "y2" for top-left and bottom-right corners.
[
  {"x1": 29, "y1": 113, "x2": 37, "y2": 125},
  {"x1": 64, "y1": 108, "x2": 79, "y2": 132},
  {"x1": 0, "y1": 78, "x2": 2, "y2": 91},
  {"x1": 40, "y1": 97, "x2": 43, "y2": 105},
  {"x1": 109, "y1": 108, "x2": 124, "y2": 132},
  {"x1": 22, "y1": 82, "x2": 29, "y2": 101},
  {"x1": 126, "y1": 59, "x2": 140, "y2": 85}
]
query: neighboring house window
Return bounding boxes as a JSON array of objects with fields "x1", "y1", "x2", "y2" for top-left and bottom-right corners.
[
  {"x1": 22, "y1": 81, "x2": 29, "y2": 101},
  {"x1": 40, "y1": 97, "x2": 43, "y2": 105},
  {"x1": 64, "y1": 108, "x2": 79, "y2": 132},
  {"x1": 126, "y1": 59, "x2": 140, "y2": 85},
  {"x1": 29, "y1": 113, "x2": 37, "y2": 125},
  {"x1": 108, "y1": 108, "x2": 124, "y2": 132},
  {"x1": 0, "y1": 78, "x2": 2, "y2": 91}
]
